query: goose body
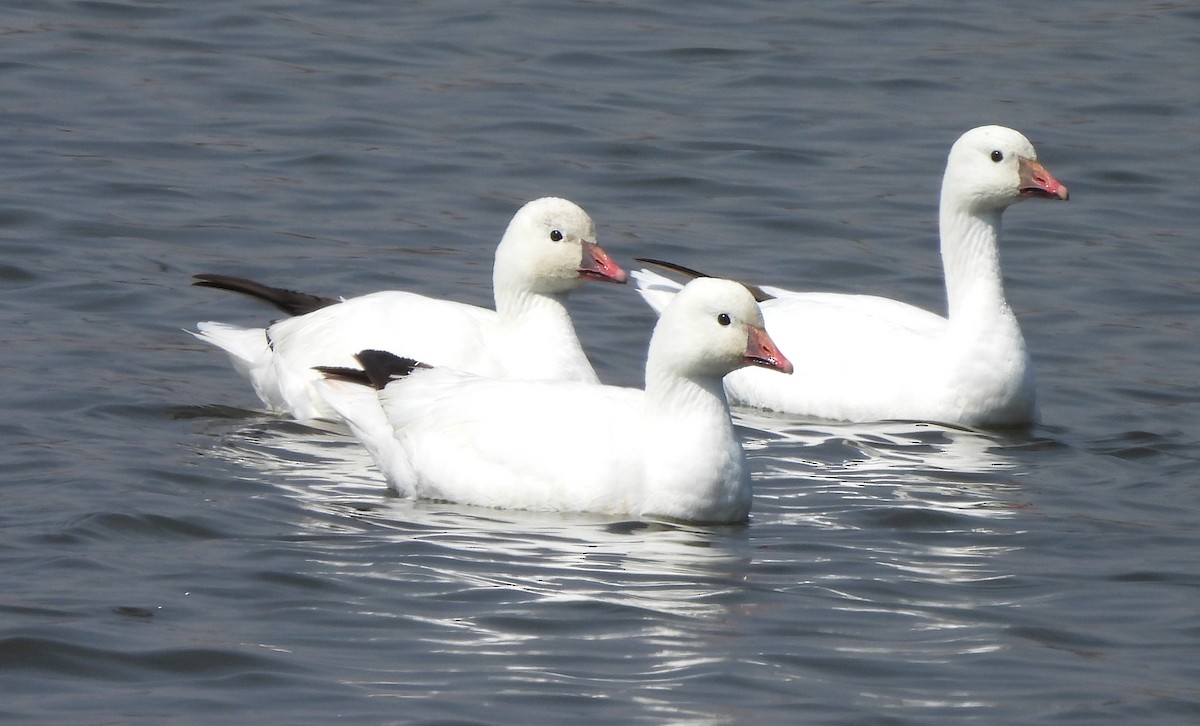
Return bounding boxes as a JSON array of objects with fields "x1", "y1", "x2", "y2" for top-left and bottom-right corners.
[
  {"x1": 318, "y1": 278, "x2": 793, "y2": 524},
  {"x1": 632, "y1": 126, "x2": 1068, "y2": 428},
  {"x1": 193, "y1": 197, "x2": 627, "y2": 421}
]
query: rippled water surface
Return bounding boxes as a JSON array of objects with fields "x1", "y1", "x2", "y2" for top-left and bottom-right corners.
[{"x1": 2, "y1": 1, "x2": 1199, "y2": 723}]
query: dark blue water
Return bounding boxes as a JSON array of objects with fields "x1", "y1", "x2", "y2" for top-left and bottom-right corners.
[{"x1": 2, "y1": 1, "x2": 1198, "y2": 723}]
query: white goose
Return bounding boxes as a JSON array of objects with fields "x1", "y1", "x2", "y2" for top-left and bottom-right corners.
[
  {"x1": 632, "y1": 126, "x2": 1069, "y2": 428},
  {"x1": 317, "y1": 278, "x2": 793, "y2": 524},
  {"x1": 192, "y1": 197, "x2": 627, "y2": 422}
]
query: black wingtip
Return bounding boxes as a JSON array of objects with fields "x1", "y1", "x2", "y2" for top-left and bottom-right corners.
[
  {"x1": 359, "y1": 350, "x2": 432, "y2": 390},
  {"x1": 314, "y1": 366, "x2": 374, "y2": 387},
  {"x1": 745, "y1": 285, "x2": 774, "y2": 303},
  {"x1": 633, "y1": 257, "x2": 711, "y2": 281},
  {"x1": 316, "y1": 351, "x2": 431, "y2": 390},
  {"x1": 193, "y1": 273, "x2": 341, "y2": 316},
  {"x1": 633, "y1": 257, "x2": 774, "y2": 303}
]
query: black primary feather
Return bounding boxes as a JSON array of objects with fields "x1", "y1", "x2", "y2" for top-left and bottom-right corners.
[
  {"x1": 354, "y1": 350, "x2": 431, "y2": 389},
  {"x1": 193, "y1": 273, "x2": 340, "y2": 316},
  {"x1": 316, "y1": 350, "x2": 431, "y2": 390},
  {"x1": 634, "y1": 258, "x2": 774, "y2": 302},
  {"x1": 314, "y1": 365, "x2": 374, "y2": 387}
]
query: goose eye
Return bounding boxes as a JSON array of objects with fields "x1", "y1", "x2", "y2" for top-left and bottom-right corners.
[
  {"x1": 717, "y1": 313, "x2": 731, "y2": 326},
  {"x1": 549, "y1": 229, "x2": 563, "y2": 242},
  {"x1": 990, "y1": 150, "x2": 1004, "y2": 163}
]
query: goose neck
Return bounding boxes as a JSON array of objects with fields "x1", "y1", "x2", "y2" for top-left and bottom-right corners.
[
  {"x1": 940, "y1": 201, "x2": 1008, "y2": 321},
  {"x1": 644, "y1": 366, "x2": 731, "y2": 422}
]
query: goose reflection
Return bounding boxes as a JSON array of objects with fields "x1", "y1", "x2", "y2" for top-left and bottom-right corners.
[
  {"x1": 735, "y1": 410, "x2": 1031, "y2": 526},
  {"x1": 199, "y1": 417, "x2": 751, "y2": 619},
  {"x1": 194, "y1": 413, "x2": 1043, "y2": 722}
]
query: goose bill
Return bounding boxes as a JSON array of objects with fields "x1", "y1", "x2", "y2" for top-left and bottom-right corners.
[
  {"x1": 579, "y1": 241, "x2": 629, "y2": 284},
  {"x1": 745, "y1": 326, "x2": 793, "y2": 375},
  {"x1": 1018, "y1": 157, "x2": 1070, "y2": 201}
]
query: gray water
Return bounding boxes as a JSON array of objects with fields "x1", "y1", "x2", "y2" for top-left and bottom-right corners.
[{"x1": 2, "y1": 1, "x2": 1198, "y2": 723}]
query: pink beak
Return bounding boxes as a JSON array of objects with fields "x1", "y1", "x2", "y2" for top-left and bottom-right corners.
[
  {"x1": 745, "y1": 325, "x2": 793, "y2": 375},
  {"x1": 1018, "y1": 157, "x2": 1070, "y2": 201},
  {"x1": 579, "y1": 241, "x2": 628, "y2": 284}
]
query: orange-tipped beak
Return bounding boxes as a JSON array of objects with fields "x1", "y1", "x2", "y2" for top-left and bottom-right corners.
[
  {"x1": 579, "y1": 241, "x2": 628, "y2": 284},
  {"x1": 1018, "y1": 157, "x2": 1070, "y2": 201},
  {"x1": 745, "y1": 325, "x2": 793, "y2": 375}
]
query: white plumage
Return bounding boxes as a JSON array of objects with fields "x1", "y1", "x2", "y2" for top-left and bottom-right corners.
[
  {"x1": 632, "y1": 126, "x2": 1069, "y2": 428},
  {"x1": 318, "y1": 278, "x2": 794, "y2": 524},
  {"x1": 192, "y1": 197, "x2": 627, "y2": 421}
]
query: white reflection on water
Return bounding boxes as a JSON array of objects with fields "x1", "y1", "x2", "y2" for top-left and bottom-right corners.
[
  {"x1": 197, "y1": 413, "x2": 1044, "y2": 722},
  {"x1": 736, "y1": 409, "x2": 1031, "y2": 527},
  {"x1": 204, "y1": 420, "x2": 750, "y2": 618},
  {"x1": 730, "y1": 410, "x2": 1033, "y2": 647},
  {"x1": 204, "y1": 419, "x2": 762, "y2": 724}
]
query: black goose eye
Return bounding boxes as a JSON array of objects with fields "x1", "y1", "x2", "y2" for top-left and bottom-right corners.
[
  {"x1": 717, "y1": 313, "x2": 731, "y2": 326},
  {"x1": 549, "y1": 229, "x2": 563, "y2": 242},
  {"x1": 990, "y1": 150, "x2": 1004, "y2": 163}
]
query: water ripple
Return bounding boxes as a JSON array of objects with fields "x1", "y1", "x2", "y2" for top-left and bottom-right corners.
[{"x1": 4, "y1": 0, "x2": 1200, "y2": 722}]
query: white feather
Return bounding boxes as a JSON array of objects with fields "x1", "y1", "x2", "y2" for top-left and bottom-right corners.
[
  {"x1": 318, "y1": 278, "x2": 793, "y2": 524},
  {"x1": 632, "y1": 126, "x2": 1068, "y2": 428},
  {"x1": 194, "y1": 197, "x2": 625, "y2": 421}
]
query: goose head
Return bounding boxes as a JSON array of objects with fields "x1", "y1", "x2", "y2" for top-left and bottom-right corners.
[
  {"x1": 943, "y1": 126, "x2": 1069, "y2": 215},
  {"x1": 648, "y1": 277, "x2": 793, "y2": 382},
  {"x1": 493, "y1": 197, "x2": 627, "y2": 296}
]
